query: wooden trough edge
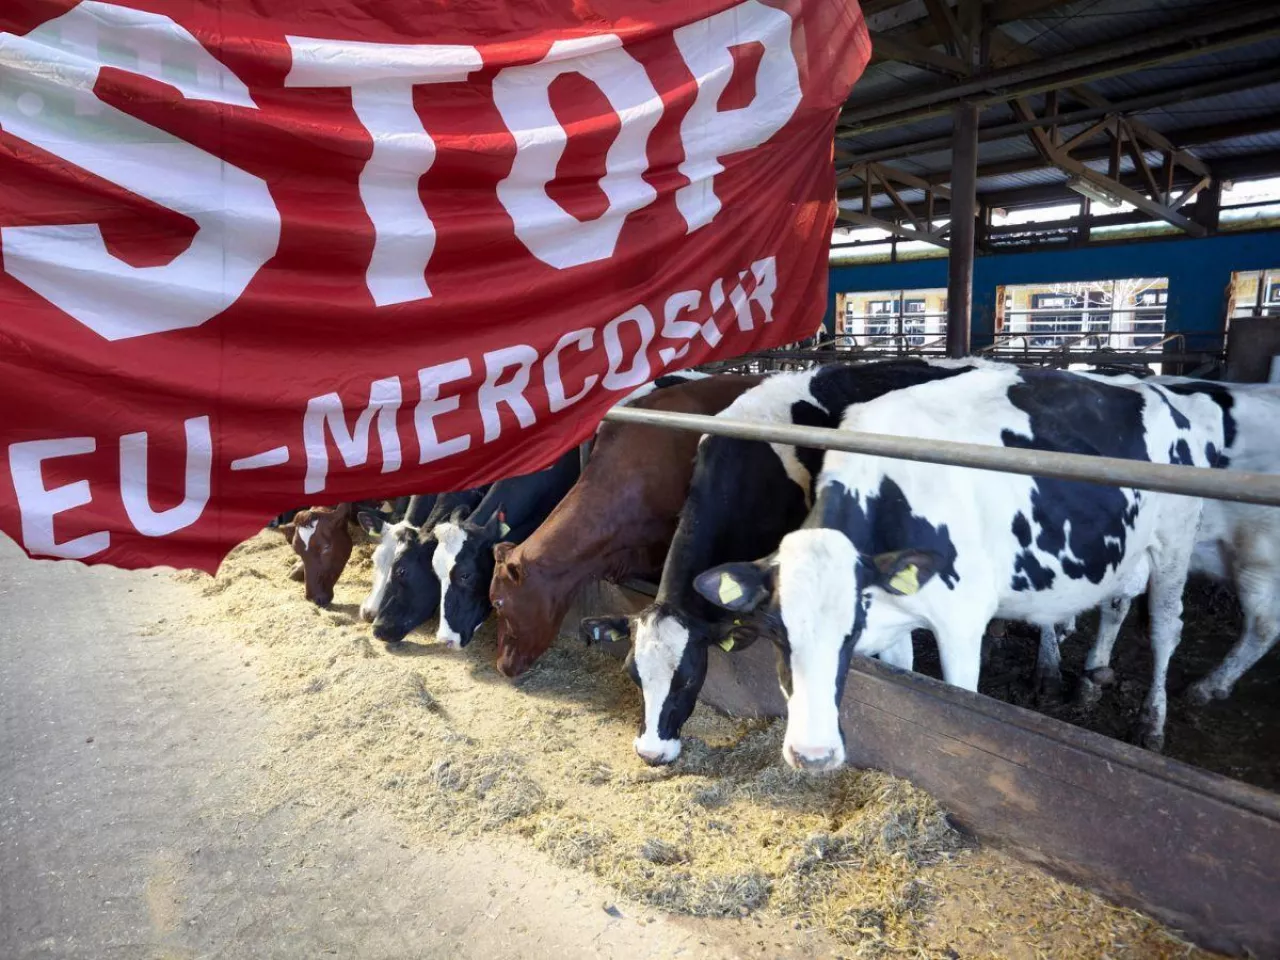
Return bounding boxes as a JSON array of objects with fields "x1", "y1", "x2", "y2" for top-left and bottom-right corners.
[
  {"x1": 592, "y1": 583, "x2": 1279, "y2": 957},
  {"x1": 839, "y1": 656, "x2": 1280, "y2": 958}
]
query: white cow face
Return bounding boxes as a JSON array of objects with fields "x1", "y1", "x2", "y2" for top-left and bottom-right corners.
[
  {"x1": 695, "y1": 529, "x2": 941, "y2": 773},
  {"x1": 358, "y1": 511, "x2": 409, "y2": 623}
]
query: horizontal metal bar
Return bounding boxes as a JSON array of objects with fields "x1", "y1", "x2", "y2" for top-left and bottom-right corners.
[{"x1": 602, "y1": 406, "x2": 1280, "y2": 508}]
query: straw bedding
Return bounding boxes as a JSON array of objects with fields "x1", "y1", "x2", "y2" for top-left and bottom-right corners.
[{"x1": 168, "y1": 531, "x2": 1216, "y2": 958}]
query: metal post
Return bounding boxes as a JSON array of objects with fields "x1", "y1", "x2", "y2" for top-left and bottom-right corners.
[{"x1": 947, "y1": 101, "x2": 979, "y2": 358}]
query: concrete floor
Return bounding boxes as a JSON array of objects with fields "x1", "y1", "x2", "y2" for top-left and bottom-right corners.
[{"x1": 0, "y1": 537, "x2": 825, "y2": 960}]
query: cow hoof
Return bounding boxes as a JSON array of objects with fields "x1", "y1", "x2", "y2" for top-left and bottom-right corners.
[
  {"x1": 1034, "y1": 670, "x2": 1064, "y2": 706},
  {"x1": 1086, "y1": 666, "x2": 1115, "y2": 687},
  {"x1": 1184, "y1": 681, "x2": 1228, "y2": 707},
  {"x1": 1135, "y1": 726, "x2": 1165, "y2": 753},
  {"x1": 1075, "y1": 677, "x2": 1104, "y2": 711}
]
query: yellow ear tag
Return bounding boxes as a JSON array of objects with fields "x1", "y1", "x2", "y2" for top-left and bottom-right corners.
[
  {"x1": 718, "y1": 636, "x2": 736, "y2": 652},
  {"x1": 718, "y1": 573, "x2": 744, "y2": 605},
  {"x1": 889, "y1": 563, "x2": 920, "y2": 595},
  {"x1": 499, "y1": 522, "x2": 511, "y2": 537}
]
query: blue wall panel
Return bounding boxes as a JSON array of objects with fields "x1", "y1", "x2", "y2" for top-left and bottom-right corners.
[{"x1": 826, "y1": 229, "x2": 1280, "y2": 351}]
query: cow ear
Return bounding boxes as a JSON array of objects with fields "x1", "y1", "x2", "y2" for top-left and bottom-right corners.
[
  {"x1": 710, "y1": 620, "x2": 761, "y2": 654},
  {"x1": 579, "y1": 616, "x2": 631, "y2": 645},
  {"x1": 483, "y1": 507, "x2": 509, "y2": 539},
  {"x1": 278, "y1": 522, "x2": 296, "y2": 541},
  {"x1": 694, "y1": 562, "x2": 772, "y2": 613},
  {"x1": 449, "y1": 506, "x2": 468, "y2": 524},
  {"x1": 871, "y1": 549, "x2": 940, "y2": 597},
  {"x1": 493, "y1": 542, "x2": 521, "y2": 583},
  {"x1": 357, "y1": 510, "x2": 385, "y2": 536}
]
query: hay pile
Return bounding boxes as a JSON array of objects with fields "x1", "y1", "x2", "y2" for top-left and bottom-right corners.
[{"x1": 171, "y1": 532, "x2": 1213, "y2": 959}]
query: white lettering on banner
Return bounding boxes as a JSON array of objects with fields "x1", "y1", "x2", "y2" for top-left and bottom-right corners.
[
  {"x1": 479, "y1": 345, "x2": 540, "y2": 443},
  {"x1": 672, "y1": 1, "x2": 802, "y2": 232},
  {"x1": 659, "y1": 291, "x2": 703, "y2": 365},
  {"x1": 602, "y1": 307, "x2": 655, "y2": 390},
  {"x1": 3, "y1": 252, "x2": 782, "y2": 547},
  {"x1": 8, "y1": 437, "x2": 110, "y2": 559},
  {"x1": 0, "y1": 2, "x2": 281, "y2": 341},
  {"x1": 284, "y1": 38, "x2": 483, "y2": 306},
  {"x1": 545, "y1": 329, "x2": 599, "y2": 413},
  {"x1": 708, "y1": 255, "x2": 778, "y2": 333},
  {"x1": 416, "y1": 359, "x2": 473, "y2": 463},
  {"x1": 304, "y1": 377, "x2": 403, "y2": 494},
  {"x1": 298, "y1": 253, "x2": 777, "y2": 486},
  {"x1": 493, "y1": 36, "x2": 664, "y2": 270},
  {"x1": 120, "y1": 416, "x2": 213, "y2": 536}
]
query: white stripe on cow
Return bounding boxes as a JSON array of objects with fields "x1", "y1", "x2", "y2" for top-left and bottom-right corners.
[{"x1": 432, "y1": 521, "x2": 468, "y2": 648}]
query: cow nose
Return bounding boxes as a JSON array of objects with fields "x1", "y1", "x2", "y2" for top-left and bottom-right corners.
[
  {"x1": 636, "y1": 747, "x2": 675, "y2": 767},
  {"x1": 633, "y1": 736, "x2": 681, "y2": 766},
  {"x1": 783, "y1": 743, "x2": 842, "y2": 772},
  {"x1": 313, "y1": 594, "x2": 332, "y2": 609}
]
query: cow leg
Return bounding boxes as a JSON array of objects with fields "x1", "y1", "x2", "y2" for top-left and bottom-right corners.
[
  {"x1": 1076, "y1": 596, "x2": 1132, "y2": 710},
  {"x1": 878, "y1": 635, "x2": 914, "y2": 672},
  {"x1": 1035, "y1": 623, "x2": 1064, "y2": 703},
  {"x1": 1186, "y1": 576, "x2": 1279, "y2": 705},
  {"x1": 1133, "y1": 533, "x2": 1199, "y2": 753},
  {"x1": 935, "y1": 617, "x2": 987, "y2": 692}
]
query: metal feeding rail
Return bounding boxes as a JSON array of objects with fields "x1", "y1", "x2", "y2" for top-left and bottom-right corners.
[{"x1": 602, "y1": 406, "x2": 1280, "y2": 508}]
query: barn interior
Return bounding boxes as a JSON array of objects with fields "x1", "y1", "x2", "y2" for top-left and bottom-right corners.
[{"x1": 815, "y1": 0, "x2": 1280, "y2": 378}]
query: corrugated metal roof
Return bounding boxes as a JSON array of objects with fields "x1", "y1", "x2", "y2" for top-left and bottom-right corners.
[{"x1": 838, "y1": 0, "x2": 1280, "y2": 226}]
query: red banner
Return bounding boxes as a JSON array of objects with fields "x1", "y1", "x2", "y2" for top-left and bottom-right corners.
[{"x1": 0, "y1": 0, "x2": 868, "y2": 572}]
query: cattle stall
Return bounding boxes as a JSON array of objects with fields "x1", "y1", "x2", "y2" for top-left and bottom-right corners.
[{"x1": 598, "y1": 391, "x2": 1280, "y2": 957}]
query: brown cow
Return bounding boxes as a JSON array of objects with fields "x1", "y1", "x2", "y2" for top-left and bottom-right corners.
[
  {"x1": 489, "y1": 373, "x2": 763, "y2": 677},
  {"x1": 278, "y1": 503, "x2": 355, "y2": 608},
  {"x1": 277, "y1": 498, "x2": 414, "y2": 607}
]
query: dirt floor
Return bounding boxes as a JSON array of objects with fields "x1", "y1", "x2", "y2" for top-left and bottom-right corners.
[
  {"x1": 952, "y1": 578, "x2": 1280, "y2": 793},
  {"x1": 5, "y1": 527, "x2": 1219, "y2": 959}
]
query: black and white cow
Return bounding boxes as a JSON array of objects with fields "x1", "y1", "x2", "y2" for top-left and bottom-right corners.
[
  {"x1": 370, "y1": 371, "x2": 707, "y2": 644},
  {"x1": 695, "y1": 363, "x2": 1225, "y2": 770},
  {"x1": 1058, "y1": 379, "x2": 1280, "y2": 709},
  {"x1": 432, "y1": 448, "x2": 582, "y2": 648},
  {"x1": 581, "y1": 359, "x2": 977, "y2": 764},
  {"x1": 357, "y1": 494, "x2": 439, "y2": 622},
  {"x1": 370, "y1": 486, "x2": 490, "y2": 643}
]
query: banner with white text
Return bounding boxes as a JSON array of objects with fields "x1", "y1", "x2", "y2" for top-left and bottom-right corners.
[{"x1": 0, "y1": 0, "x2": 868, "y2": 571}]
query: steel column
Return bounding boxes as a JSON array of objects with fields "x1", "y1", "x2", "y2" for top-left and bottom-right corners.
[{"x1": 947, "y1": 102, "x2": 979, "y2": 358}]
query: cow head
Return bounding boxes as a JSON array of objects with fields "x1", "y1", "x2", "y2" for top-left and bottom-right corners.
[
  {"x1": 579, "y1": 603, "x2": 770, "y2": 766},
  {"x1": 695, "y1": 529, "x2": 942, "y2": 773},
  {"x1": 370, "y1": 524, "x2": 443, "y2": 644},
  {"x1": 432, "y1": 508, "x2": 510, "y2": 649},
  {"x1": 357, "y1": 509, "x2": 410, "y2": 623},
  {"x1": 278, "y1": 503, "x2": 354, "y2": 608},
  {"x1": 490, "y1": 541, "x2": 563, "y2": 677}
]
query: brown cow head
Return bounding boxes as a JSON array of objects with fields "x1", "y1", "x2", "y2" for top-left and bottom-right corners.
[
  {"x1": 491, "y1": 541, "x2": 564, "y2": 677},
  {"x1": 278, "y1": 503, "x2": 353, "y2": 608}
]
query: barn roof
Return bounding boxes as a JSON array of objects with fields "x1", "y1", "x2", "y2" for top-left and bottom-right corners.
[{"x1": 836, "y1": 0, "x2": 1280, "y2": 249}]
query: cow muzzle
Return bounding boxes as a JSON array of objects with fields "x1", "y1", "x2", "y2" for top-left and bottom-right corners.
[
  {"x1": 633, "y1": 735, "x2": 681, "y2": 766},
  {"x1": 783, "y1": 742, "x2": 844, "y2": 773}
]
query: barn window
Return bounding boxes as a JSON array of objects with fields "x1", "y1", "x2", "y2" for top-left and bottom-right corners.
[
  {"x1": 835, "y1": 288, "x2": 947, "y2": 354},
  {"x1": 1228, "y1": 269, "x2": 1280, "y2": 320},
  {"x1": 995, "y1": 278, "x2": 1169, "y2": 358}
]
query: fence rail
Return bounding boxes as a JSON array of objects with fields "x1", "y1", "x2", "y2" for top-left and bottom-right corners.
[{"x1": 602, "y1": 406, "x2": 1280, "y2": 507}]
